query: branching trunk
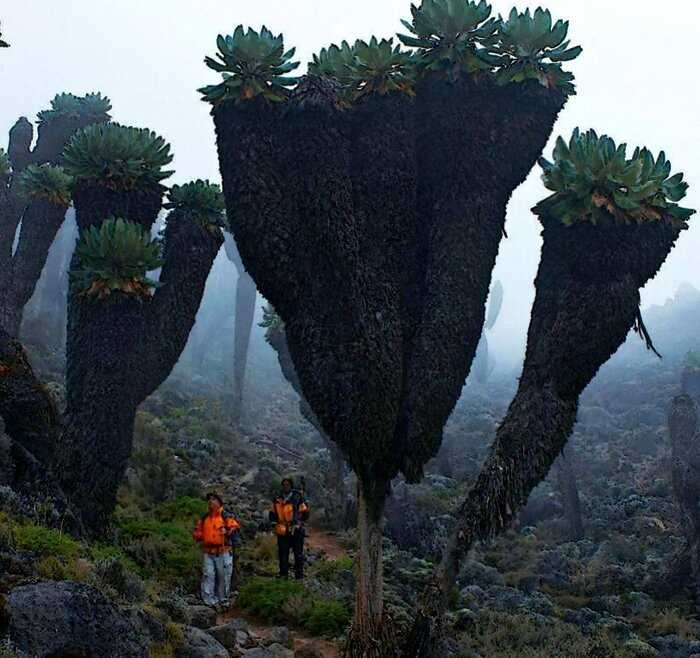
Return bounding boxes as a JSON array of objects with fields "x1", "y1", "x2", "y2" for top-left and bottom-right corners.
[
  {"x1": 403, "y1": 217, "x2": 682, "y2": 657},
  {"x1": 60, "y1": 199, "x2": 222, "y2": 532},
  {"x1": 669, "y1": 394, "x2": 700, "y2": 607},
  {"x1": 554, "y1": 448, "x2": 584, "y2": 540}
]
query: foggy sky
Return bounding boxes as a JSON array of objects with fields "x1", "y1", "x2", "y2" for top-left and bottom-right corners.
[{"x1": 1, "y1": 1, "x2": 698, "y2": 364}]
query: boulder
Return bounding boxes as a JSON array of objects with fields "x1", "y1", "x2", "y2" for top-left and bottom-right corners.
[
  {"x1": 207, "y1": 618, "x2": 251, "y2": 650},
  {"x1": 264, "y1": 627, "x2": 291, "y2": 648},
  {"x1": 4, "y1": 581, "x2": 151, "y2": 657},
  {"x1": 244, "y1": 645, "x2": 294, "y2": 658},
  {"x1": 176, "y1": 625, "x2": 229, "y2": 658},
  {"x1": 187, "y1": 604, "x2": 217, "y2": 629}
]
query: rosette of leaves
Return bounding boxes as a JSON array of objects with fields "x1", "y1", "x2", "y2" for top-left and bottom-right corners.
[
  {"x1": 15, "y1": 164, "x2": 73, "y2": 205},
  {"x1": 308, "y1": 40, "x2": 356, "y2": 87},
  {"x1": 199, "y1": 25, "x2": 300, "y2": 105},
  {"x1": 62, "y1": 123, "x2": 174, "y2": 190},
  {"x1": 37, "y1": 92, "x2": 112, "y2": 125},
  {"x1": 493, "y1": 8, "x2": 581, "y2": 94},
  {"x1": 535, "y1": 128, "x2": 695, "y2": 227},
  {"x1": 164, "y1": 179, "x2": 227, "y2": 229},
  {"x1": 397, "y1": 0, "x2": 501, "y2": 78},
  {"x1": 347, "y1": 37, "x2": 416, "y2": 100},
  {"x1": 72, "y1": 217, "x2": 163, "y2": 299},
  {"x1": 0, "y1": 149, "x2": 10, "y2": 177},
  {"x1": 259, "y1": 303, "x2": 284, "y2": 330}
]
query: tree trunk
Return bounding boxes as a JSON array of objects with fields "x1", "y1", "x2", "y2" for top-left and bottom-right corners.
[
  {"x1": 403, "y1": 217, "x2": 683, "y2": 657},
  {"x1": 346, "y1": 484, "x2": 398, "y2": 658},
  {"x1": 59, "y1": 197, "x2": 222, "y2": 532},
  {"x1": 669, "y1": 394, "x2": 700, "y2": 608},
  {"x1": 554, "y1": 448, "x2": 584, "y2": 540},
  {"x1": 231, "y1": 270, "x2": 256, "y2": 421}
]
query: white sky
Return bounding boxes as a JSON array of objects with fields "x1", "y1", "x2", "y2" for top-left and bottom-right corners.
[{"x1": 1, "y1": 0, "x2": 698, "y2": 360}]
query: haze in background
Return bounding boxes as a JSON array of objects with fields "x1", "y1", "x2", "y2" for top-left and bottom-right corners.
[{"x1": 1, "y1": 1, "x2": 698, "y2": 369}]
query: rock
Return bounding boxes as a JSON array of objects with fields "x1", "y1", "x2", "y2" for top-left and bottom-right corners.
[
  {"x1": 187, "y1": 604, "x2": 217, "y2": 629},
  {"x1": 264, "y1": 627, "x2": 291, "y2": 648},
  {"x1": 244, "y1": 645, "x2": 294, "y2": 658},
  {"x1": 5, "y1": 581, "x2": 151, "y2": 657},
  {"x1": 177, "y1": 625, "x2": 229, "y2": 658},
  {"x1": 294, "y1": 648, "x2": 325, "y2": 658},
  {"x1": 207, "y1": 619, "x2": 251, "y2": 650}
]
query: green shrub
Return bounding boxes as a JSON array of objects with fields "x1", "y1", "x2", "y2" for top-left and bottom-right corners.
[
  {"x1": 237, "y1": 577, "x2": 303, "y2": 622},
  {"x1": 304, "y1": 599, "x2": 350, "y2": 637},
  {"x1": 14, "y1": 523, "x2": 82, "y2": 559},
  {"x1": 155, "y1": 497, "x2": 208, "y2": 524},
  {"x1": 314, "y1": 555, "x2": 353, "y2": 582},
  {"x1": 35, "y1": 555, "x2": 91, "y2": 582}
]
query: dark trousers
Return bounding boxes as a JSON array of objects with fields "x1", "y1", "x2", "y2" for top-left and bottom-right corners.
[{"x1": 277, "y1": 529, "x2": 304, "y2": 579}]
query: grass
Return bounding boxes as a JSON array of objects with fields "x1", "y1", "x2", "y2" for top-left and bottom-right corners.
[{"x1": 13, "y1": 523, "x2": 82, "y2": 559}]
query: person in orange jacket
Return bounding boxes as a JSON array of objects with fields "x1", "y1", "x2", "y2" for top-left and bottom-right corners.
[
  {"x1": 193, "y1": 492, "x2": 240, "y2": 607},
  {"x1": 269, "y1": 477, "x2": 309, "y2": 579}
]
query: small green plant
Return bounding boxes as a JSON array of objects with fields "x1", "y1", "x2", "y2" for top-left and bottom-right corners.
[
  {"x1": 259, "y1": 303, "x2": 284, "y2": 330},
  {"x1": 37, "y1": 92, "x2": 111, "y2": 125},
  {"x1": 72, "y1": 217, "x2": 163, "y2": 299},
  {"x1": 535, "y1": 128, "x2": 695, "y2": 227},
  {"x1": 304, "y1": 599, "x2": 351, "y2": 637},
  {"x1": 0, "y1": 149, "x2": 10, "y2": 177},
  {"x1": 164, "y1": 179, "x2": 226, "y2": 227},
  {"x1": 14, "y1": 522, "x2": 82, "y2": 559},
  {"x1": 237, "y1": 577, "x2": 304, "y2": 622},
  {"x1": 155, "y1": 496, "x2": 208, "y2": 524},
  {"x1": 493, "y1": 8, "x2": 581, "y2": 94},
  {"x1": 398, "y1": 0, "x2": 501, "y2": 78},
  {"x1": 15, "y1": 164, "x2": 73, "y2": 205},
  {"x1": 309, "y1": 41, "x2": 356, "y2": 87},
  {"x1": 200, "y1": 25, "x2": 300, "y2": 105},
  {"x1": 63, "y1": 123, "x2": 173, "y2": 190}
]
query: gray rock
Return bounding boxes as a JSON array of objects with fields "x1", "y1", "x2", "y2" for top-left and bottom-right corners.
[
  {"x1": 244, "y1": 645, "x2": 294, "y2": 658},
  {"x1": 177, "y1": 625, "x2": 229, "y2": 658},
  {"x1": 187, "y1": 604, "x2": 217, "y2": 629},
  {"x1": 264, "y1": 627, "x2": 291, "y2": 648},
  {"x1": 5, "y1": 581, "x2": 151, "y2": 657},
  {"x1": 207, "y1": 619, "x2": 251, "y2": 650}
]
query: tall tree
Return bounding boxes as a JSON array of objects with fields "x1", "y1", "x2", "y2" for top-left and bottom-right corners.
[
  {"x1": 404, "y1": 129, "x2": 694, "y2": 657},
  {"x1": 668, "y1": 394, "x2": 700, "y2": 608},
  {"x1": 223, "y1": 233, "x2": 257, "y2": 422},
  {"x1": 201, "y1": 6, "x2": 576, "y2": 652},
  {"x1": 0, "y1": 93, "x2": 111, "y2": 336},
  {"x1": 54, "y1": 122, "x2": 225, "y2": 531}
]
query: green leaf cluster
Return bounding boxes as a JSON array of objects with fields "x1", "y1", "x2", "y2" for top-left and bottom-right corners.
[
  {"x1": 398, "y1": 0, "x2": 500, "y2": 78},
  {"x1": 37, "y1": 92, "x2": 112, "y2": 126},
  {"x1": 16, "y1": 164, "x2": 73, "y2": 206},
  {"x1": 0, "y1": 149, "x2": 10, "y2": 177},
  {"x1": 73, "y1": 217, "x2": 163, "y2": 299},
  {"x1": 535, "y1": 128, "x2": 695, "y2": 227},
  {"x1": 493, "y1": 8, "x2": 581, "y2": 94},
  {"x1": 259, "y1": 303, "x2": 284, "y2": 330},
  {"x1": 164, "y1": 179, "x2": 226, "y2": 227},
  {"x1": 310, "y1": 38, "x2": 415, "y2": 100},
  {"x1": 200, "y1": 26, "x2": 300, "y2": 105},
  {"x1": 62, "y1": 123, "x2": 174, "y2": 190}
]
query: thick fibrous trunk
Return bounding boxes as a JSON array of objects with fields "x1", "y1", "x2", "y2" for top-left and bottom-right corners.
[
  {"x1": 0, "y1": 326, "x2": 60, "y2": 465},
  {"x1": 400, "y1": 78, "x2": 565, "y2": 481},
  {"x1": 60, "y1": 199, "x2": 222, "y2": 531},
  {"x1": 0, "y1": 113, "x2": 106, "y2": 337},
  {"x1": 669, "y1": 394, "x2": 700, "y2": 607},
  {"x1": 223, "y1": 234, "x2": 257, "y2": 422},
  {"x1": 403, "y1": 217, "x2": 682, "y2": 657},
  {"x1": 554, "y1": 448, "x2": 584, "y2": 540},
  {"x1": 71, "y1": 184, "x2": 163, "y2": 232},
  {"x1": 0, "y1": 199, "x2": 68, "y2": 337}
]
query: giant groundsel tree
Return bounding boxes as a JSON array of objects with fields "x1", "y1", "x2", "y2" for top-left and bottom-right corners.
[
  {"x1": 0, "y1": 93, "x2": 111, "y2": 336},
  {"x1": 201, "y1": 3, "x2": 577, "y2": 653},
  {"x1": 55, "y1": 124, "x2": 224, "y2": 530},
  {"x1": 404, "y1": 129, "x2": 694, "y2": 656}
]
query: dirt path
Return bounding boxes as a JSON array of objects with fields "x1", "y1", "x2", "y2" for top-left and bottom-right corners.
[{"x1": 305, "y1": 528, "x2": 348, "y2": 561}]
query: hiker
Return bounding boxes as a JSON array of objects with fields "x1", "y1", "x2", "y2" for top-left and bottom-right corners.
[
  {"x1": 193, "y1": 492, "x2": 241, "y2": 607},
  {"x1": 269, "y1": 477, "x2": 309, "y2": 579}
]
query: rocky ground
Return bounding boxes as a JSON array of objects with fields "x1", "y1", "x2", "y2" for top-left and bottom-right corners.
[{"x1": 1, "y1": 285, "x2": 700, "y2": 657}]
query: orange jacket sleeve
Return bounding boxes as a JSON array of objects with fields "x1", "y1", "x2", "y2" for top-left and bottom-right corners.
[{"x1": 225, "y1": 515, "x2": 241, "y2": 532}]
